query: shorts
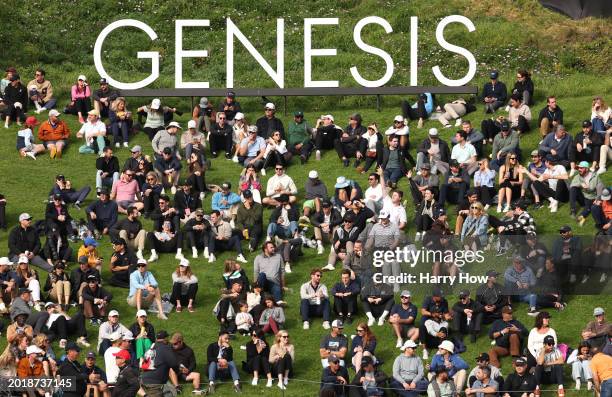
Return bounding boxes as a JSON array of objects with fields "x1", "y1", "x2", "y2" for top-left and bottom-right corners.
[
  {"x1": 303, "y1": 199, "x2": 316, "y2": 210},
  {"x1": 127, "y1": 293, "x2": 151, "y2": 308},
  {"x1": 43, "y1": 140, "x2": 66, "y2": 148},
  {"x1": 117, "y1": 200, "x2": 136, "y2": 209}
]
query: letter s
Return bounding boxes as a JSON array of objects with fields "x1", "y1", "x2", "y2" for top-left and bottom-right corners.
[{"x1": 432, "y1": 15, "x2": 476, "y2": 87}]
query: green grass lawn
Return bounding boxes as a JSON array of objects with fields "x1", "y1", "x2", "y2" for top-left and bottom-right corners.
[{"x1": 1, "y1": 0, "x2": 611, "y2": 395}]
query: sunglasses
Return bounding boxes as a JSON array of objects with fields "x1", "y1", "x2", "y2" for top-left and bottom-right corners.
[
  {"x1": 137, "y1": 264, "x2": 146, "y2": 267},
  {"x1": 509, "y1": 157, "x2": 517, "y2": 160},
  {"x1": 401, "y1": 296, "x2": 410, "y2": 299},
  {"x1": 275, "y1": 167, "x2": 283, "y2": 170},
  {"x1": 125, "y1": 173, "x2": 134, "y2": 177},
  {"x1": 281, "y1": 335, "x2": 289, "y2": 338},
  {"x1": 357, "y1": 329, "x2": 364, "y2": 332},
  {"x1": 218, "y1": 117, "x2": 226, "y2": 120},
  {"x1": 470, "y1": 205, "x2": 480, "y2": 209},
  {"x1": 314, "y1": 274, "x2": 322, "y2": 277},
  {"x1": 146, "y1": 178, "x2": 155, "y2": 181}
]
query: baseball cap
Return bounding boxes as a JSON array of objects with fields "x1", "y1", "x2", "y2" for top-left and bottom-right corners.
[
  {"x1": 577, "y1": 161, "x2": 590, "y2": 168},
  {"x1": 500, "y1": 120, "x2": 510, "y2": 131},
  {"x1": 0, "y1": 257, "x2": 13, "y2": 266},
  {"x1": 582, "y1": 120, "x2": 592, "y2": 128},
  {"x1": 86, "y1": 351, "x2": 96, "y2": 359},
  {"x1": 247, "y1": 125, "x2": 258, "y2": 134},
  {"x1": 322, "y1": 114, "x2": 334, "y2": 122},
  {"x1": 65, "y1": 341, "x2": 81, "y2": 352},
  {"x1": 594, "y1": 307, "x2": 605, "y2": 316},
  {"x1": 321, "y1": 200, "x2": 332, "y2": 208},
  {"x1": 78, "y1": 75, "x2": 87, "y2": 82},
  {"x1": 331, "y1": 319, "x2": 344, "y2": 329},
  {"x1": 221, "y1": 182, "x2": 231, "y2": 190},
  {"x1": 88, "y1": 109, "x2": 100, "y2": 117},
  {"x1": 420, "y1": 163, "x2": 431, "y2": 170},
  {"x1": 400, "y1": 290, "x2": 411, "y2": 297},
  {"x1": 458, "y1": 289, "x2": 470, "y2": 299},
  {"x1": 428, "y1": 128, "x2": 438, "y2": 136},
  {"x1": 137, "y1": 258, "x2": 148, "y2": 266},
  {"x1": 18, "y1": 255, "x2": 29, "y2": 264},
  {"x1": 234, "y1": 112, "x2": 244, "y2": 120},
  {"x1": 136, "y1": 309, "x2": 147, "y2": 318},
  {"x1": 78, "y1": 256, "x2": 89, "y2": 264},
  {"x1": 156, "y1": 330, "x2": 169, "y2": 340},
  {"x1": 187, "y1": 120, "x2": 197, "y2": 129},
  {"x1": 226, "y1": 90, "x2": 236, "y2": 98},
  {"x1": 265, "y1": 102, "x2": 275, "y2": 110},
  {"x1": 162, "y1": 147, "x2": 173, "y2": 155},
  {"x1": 199, "y1": 97, "x2": 209, "y2": 106},
  {"x1": 108, "y1": 310, "x2": 119, "y2": 317},
  {"x1": 179, "y1": 258, "x2": 190, "y2": 267},
  {"x1": 530, "y1": 149, "x2": 540, "y2": 156},
  {"x1": 543, "y1": 335, "x2": 555, "y2": 345},
  {"x1": 294, "y1": 111, "x2": 304, "y2": 117},
  {"x1": 25, "y1": 116, "x2": 39, "y2": 127},
  {"x1": 112, "y1": 238, "x2": 127, "y2": 246},
  {"x1": 121, "y1": 331, "x2": 134, "y2": 341},
  {"x1": 26, "y1": 345, "x2": 44, "y2": 355},
  {"x1": 113, "y1": 349, "x2": 131, "y2": 360},
  {"x1": 130, "y1": 145, "x2": 142, "y2": 153},
  {"x1": 308, "y1": 170, "x2": 319, "y2": 179},
  {"x1": 476, "y1": 352, "x2": 490, "y2": 362},
  {"x1": 400, "y1": 340, "x2": 418, "y2": 350},
  {"x1": 559, "y1": 225, "x2": 572, "y2": 233},
  {"x1": 378, "y1": 209, "x2": 390, "y2": 219},
  {"x1": 18, "y1": 287, "x2": 31, "y2": 295},
  {"x1": 490, "y1": 70, "x2": 499, "y2": 79},
  {"x1": 48, "y1": 109, "x2": 60, "y2": 117},
  {"x1": 242, "y1": 190, "x2": 253, "y2": 199},
  {"x1": 360, "y1": 356, "x2": 374, "y2": 367},
  {"x1": 109, "y1": 332, "x2": 123, "y2": 342},
  {"x1": 150, "y1": 98, "x2": 161, "y2": 110},
  {"x1": 328, "y1": 354, "x2": 340, "y2": 364},
  {"x1": 601, "y1": 189, "x2": 611, "y2": 201},
  {"x1": 277, "y1": 194, "x2": 289, "y2": 203},
  {"x1": 393, "y1": 115, "x2": 404, "y2": 123},
  {"x1": 431, "y1": 286, "x2": 444, "y2": 297},
  {"x1": 99, "y1": 77, "x2": 108, "y2": 84},
  {"x1": 83, "y1": 237, "x2": 98, "y2": 247},
  {"x1": 86, "y1": 274, "x2": 99, "y2": 283},
  {"x1": 19, "y1": 213, "x2": 32, "y2": 222},
  {"x1": 513, "y1": 357, "x2": 528, "y2": 366},
  {"x1": 166, "y1": 121, "x2": 182, "y2": 130},
  {"x1": 486, "y1": 270, "x2": 500, "y2": 277}
]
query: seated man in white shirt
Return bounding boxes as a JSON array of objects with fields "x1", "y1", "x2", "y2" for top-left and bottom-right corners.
[
  {"x1": 383, "y1": 190, "x2": 408, "y2": 231},
  {"x1": 451, "y1": 131, "x2": 478, "y2": 176},
  {"x1": 364, "y1": 172, "x2": 384, "y2": 215},
  {"x1": 76, "y1": 109, "x2": 107, "y2": 155},
  {"x1": 262, "y1": 164, "x2": 298, "y2": 207}
]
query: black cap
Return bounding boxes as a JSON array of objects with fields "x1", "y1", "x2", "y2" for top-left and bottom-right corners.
[
  {"x1": 361, "y1": 356, "x2": 374, "y2": 367},
  {"x1": 559, "y1": 225, "x2": 572, "y2": 233},
  {"x1": 156, "y1": 330, "x2": 169, "y2": 340},
  {"x1": 450, "y1": 160, "x2": 460, "y2": 168},
  {"x1": 459, "y1": 289, "x2": 470, "y2": 298},
  {"x1": 476, "y1": 352, "x2": 490, "y2": 362},
  {"x1": 99, "y1": 78, "x2": 108, "y2": 84},
  {"x1": 86, "y1": 274, "x2": 99, "y2": 282},
  {"x1": 242, "y1": 189, "x2": 253, "y2": 198},
  {"x1": 321, "y1": 200, "x2": 332, "y2": 208},
  {"x1": 112, "y1": 237, "x2": 127, "y2": 246},
  {"x1": 490, "y1": 70, "x2": 499, "y2": 79},
  {"x1": 500, "y1": 121, "x2": 510, "y2": 131},
  {"x1": 545, "y1": 154, "x2": 558, "y2": 163},
  {"x1": 513, "y1": 200, "x2": 528, "y2": 210},
  {"x1": 514, "y1": 357, "x2": 528, "y2": 366},
  {"x1": 582, "y1": 120, "x2": 592, "y2": 128},
  {"x1": 226, "y1": 91, "x2": 236, "y2": 98},
  {"x1": 18, "y1": 287, "x2": 31, "y2": 295},
  {"x1": 434, "y1": 207, "x2": 446, "y2": 218},
  {"x1": 78, "y1": 256, "x2": 89, "y2": 264},
  {"x1": 486, "y1": 270, "x2": 500, "y2": 277},
  {"x1": 56, "y1": 174, "x2": 65, "y2": 180},
  {"x1": 53, "y1": 193, "x2": 62, "y2": 200},
  {"x1": 294, "y1": 111, "x2": 304, "y2": 117},
  {"x1": 543, "y1": 335, "x2": 555, "y2": 345},
  {"x1": 162, "y1": 147, "x2": 172, "y2": 155},
  {"x1": 54, "y1": 262, "x2": 66, "y2": 270},
  {"x1": 343, "y1": 213, "x2": 355, "y2": 223},
  {"x1": 98, "y1": 187, "x2": 109, "y2": 195},
  {"x1": 65, "y1": 341, "x2": 81, "y2": 352},
  {"x1": 221, "y1": 182, "x2": 231, "y2": 190},
  {"x1": 432, "y1": 286, "x2": 444, "y2": 297}
]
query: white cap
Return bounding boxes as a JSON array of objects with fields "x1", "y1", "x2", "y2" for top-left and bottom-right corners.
[
  {"x1": 438, "y1": 340, "x2": 455, "y2": 353},
  {"x1": 136, "y1": 309, "x2": 147, "y2": 317},
  {"x1": 109, "y1": 332, "x2": 122, "y2": 342},
  {"x1": 19, "y1": 213, "x2": 32, "y2": 222},
  {"x1": 234, "y1": 112, "x2": 245, "y2": 120},
  {"x1": 108, "y1": 310, "x2": 119, "y2": 317},
  {"x1": 428, "y1": 128, "x2": 439, "y2": 136},
  {"x1": 187, "y1": 120, "x2": 197, "y2": 129},
  {"x1": 331, "y1": 319, "x2": 344, "y2": 328},
  {"x1": 393, "y1": 115, "x2": 404, "y2": 122},
  {"x1": 0, "y1": 257, "x2": 12, "y2": 266},
  {"x1": 265, "y1": 102, "x2": 275, "y2": 110},
  {"x1": 137, "y1": 258, "x2": 148, "y2": 265},
  {"x1": 77, "y1": 74, "x2": 87, "y2": 82},
  {"x1": 150, "y1": 98, "x2": 161, "y2": 110},
  {"x1": 247, "y1": 125, "x2": 258, "y2": 133},
  {"x1": 378, "y1": 209, "x2": 390, "y2": 219},
  {"x1": 122, "y1": 331, "x2": 134, "y2": 341},
  {"x1": 308, "y1": 170, "x2": 318, "y2": 179},
  {"x1": 166, "y1": 121, "x2": 182, "y2": 130},
  {"x1": 400, "y1": 340, "x2": 418, "y2": 350},
  {"x1": 179, "y1": 258, "x2": 190, "y2": 267},
  {"x1": 322, "y1": 114, "x2": 334, "y2": 122},
  {"x1": 26, "y1": 345, "x2": 44, "y2": 355},
  {"x1": 18, "y1": 255, "x2": 29, "y2": 264},
  {"x1": 14, "y1": 102, "x2": 22, "y2": 109},
  {"x1": 48, "y1": 109, "x2": 60, "y2": 117}
]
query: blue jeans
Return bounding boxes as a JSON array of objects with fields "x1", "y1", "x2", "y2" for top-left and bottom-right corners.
[
  {"x1": 267, "y1": 221, "x2": 298, "y2": 239},
  {"x1": 384, "y1": 167, "x2": 403, "y2": 183},
  {"x1": 96, "y1": 171, "x2": 119, "y2": 189},
  {"x1": 208, "y1": 361, "x2": 240, "y2": 382},
  {"x1": 601, "y1": 378, "x2": 612, "y2": 397},
  {"x1": 516, "y1": 293, "x2": 537, "y2": 308},
  {"x1": 300, "y1": 298, "x2": 331, "y2": 322},
  {"x1": 257, "y1": 272, "x2": 282, "y2": 302},
  {"x1": 389, "y1": 379, "x2": 430, "y2": 397}
]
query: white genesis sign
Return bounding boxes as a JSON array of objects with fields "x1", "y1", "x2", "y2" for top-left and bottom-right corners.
[{"x1": 94, "y1": 16, "x2": 477, "y2": 90}]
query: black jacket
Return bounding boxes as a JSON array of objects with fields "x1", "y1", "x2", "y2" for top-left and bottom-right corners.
[
  {"x1": 58, "y1": 358, "x2": 89, "y2": 397},
  {"x1": 173, "y1": 190, "x2": 201, "y2": 218},
  {"x1": 570, "y1": 131, "x2": 603, "y2": 162},
  {"x1": 381, "y1": 147, "x2": 407, "y2": 173},
  {"x1": 349, "y1": 367, "x2": 388, "y2": 397},
  {"x1": 207, "y1": 342, "x2": 234, "y2": 364},
  {"x1": 4, "y1": 82, "x2": 28, "y2": 109},
  {"x1": 210, "y1": 122, "x2": 232, "y2": 137},
  {"x1": 269, "y1": 204, "x2": 299, "y2": 224},
  {"x1": 110, "y1": 218, "x2": 143, "y2": 240},
  {"x1": 512, "y1": 78, "x2": 534, "y2": 105},
  {"x1": 537, "y1": 106, "x2": 564, "y2": 127},
  {"x1": 256, "y1": 116, "x2": 285, "y2": 140},
  {"x1": 82, "y1": 285, "x2": 113, "y2": 305},
  {"x1": 129, "y1": 321, "x2": 156, "y2": 344},
  {"x1": 113, "y1": 364, "x2": 140, "y2": 397},
  {"x1": 311, "y1": 208, "x2": 343, "y2": 229},
  {"x1": 341, "y1": 125, "x2": 367, "y2": 145},
  {"x1": 173, "y1": 343, "x2": 197, "y2": 372},
  {"x1": 45, "y1": 202, "x2": 72, "y2": 224},
  {"x1": 482, "y1": 81, "x2": 508, "y2": 103},
  {"x1": 109, "y1": 249, "x2": 137, "y2": 288},
  {"x1": 96, "y1": 156, "x2": 120, "y2": 174},
  {"x1": 417, "y1": 137, "x2": 451, "y2": 163},
  {"x1": 8, "y1": 225, "x2": 42, "y2": 256},
  {"x1": 87, "y1": 200, "x2": 118, "y2": 228},
  {"x1": 154, "y1": 155, "x2": 182, "y2": 173},
  {"x1": 140, "y1": 342, "x2": 179, "y2": 385},
  {"x1": 70, "y1": 267, "x2": 101, "y2": 297}
]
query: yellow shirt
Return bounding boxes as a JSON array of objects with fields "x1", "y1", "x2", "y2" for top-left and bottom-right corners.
[
  {"x1": 77, "y1": 245, "x2": 101, "y2": 268},
  {"x1": 591, "y1": 352, "x2": 612, "y2": 382}
]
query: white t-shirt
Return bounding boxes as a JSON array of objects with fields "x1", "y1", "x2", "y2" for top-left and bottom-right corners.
[
  {"x1": 79, "y1": 121, "x2": 106, "y2": 145},
  {"x1": 383, "y1": 196, "x2": 407, "y2": 227},
  {"x1": 104, "y1": 346, "x2": 121, "y2": 383},
  {"x1": 365, "y1": 184, "x2": 383, "y2": 202},
  {"x1": 361, "y1": 132, "x2": 379, "y2": 151},
  {"x1": 543, "y1": 165, "x2": 567, "y2": 190},
  {"x1": 451, "y1": 142, "x2": 477, "y2": 164}
]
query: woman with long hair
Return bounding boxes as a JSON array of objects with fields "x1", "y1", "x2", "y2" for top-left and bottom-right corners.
[
  {"x1": 141, "y1": 171, "x2": 163, "y2": 217},
  {"x1": 414, "y1": 188, "x2": 442, "y2": 241},
  {"x1": 186, "y1": 150, "x2": 207, "y2": 200},
  {"x1": 512, "y1": 69, "x2": 534, "y2": 106},
  {"x1": 260, "y1": 131, "x2": 291, "y2": 175},
  {"x1": 357, "y1": 123, "x2": 383, "y2": 174},
  {"x1": 170, "y1": 259, "x2": 198, "y2": 313},
  {"x1": 258, "y1": 295, "x2": 285, "y2": 335},
  {"x1": 32, "y1": 334, "x2": 57, "y2": 375},
  {"x1": 497, "y1": 154, "x2": 522, "y2": 213},
  {"x1": 43, "y1": 263, "x2": 71, "y2": 310},
  {"x1": 568, "y1": 341, "x2": 593, "y2": 391},
  {"x1": 591, "y1": 96, "x2": 611, "y2": 134},
  {"x1": 14, "y1": 257, "x2": 42, "y2": 310},
  {"x1": 269, "y1": 330, "x2": 294, "y2": 390},
  {"x1": 232, "y1": 112, "x2": 248, "y2": 162},
  {"x1": 243, "y1": 329, "x2": 273, "y2": 387},
  {"x1": 461, "y1": 201, "x2": 489, "y2": 251},
  {"x1": 527, "y1": 311, "x2": 557, "y2": 368},
  {"x1": 137, "y1": 98, "x2": 175, "y2": 141},
  {"x1": 109, "y1": 97, "x2": 132, "y2": 148},
  {"x1": 351, "y1": 322, "x2": 377, "y2": 373},
  {"x1": 0, "y1": 344, "x2": 17, "y2": 377},
  {"x1": 239, "y1": 163, "x2": 262, "y2": 203},
  {"x1": 222, "y1": 259, "x2": 250, "y2": 292},
  {"x1": 473, "y1": 158, "x2": 496, "y2": 208},
  {"x1": 67, "y1": 75, "x2": 91, "y2": 123}
]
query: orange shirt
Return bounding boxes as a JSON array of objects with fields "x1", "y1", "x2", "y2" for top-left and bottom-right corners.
[
  {"x1": 16, "y1": 357, "x2": 44, "y2": 378},
  {"x1": 38, "y1": 120, "x2": 71, "y2": 141},
  {"x1": 591, "y1": 352, "x2": 612, "y2": 382},
  {"x1": 602, "y1": 200, "x2": 612, "y2": 220}
]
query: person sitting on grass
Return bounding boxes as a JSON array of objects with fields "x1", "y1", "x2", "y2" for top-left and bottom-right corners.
[
  {"x1": 243, "y1": 329, "x2": 272, "y2": 387},
  {"x1": 331, "y1": 269, "x2": 360, "y2": 325},
  {"x1": 467, "y1": 352, "x2": 504, "y2": 390},
  {"x1": 567, "y1": 341, "x2": 593, "y2": 391},
  {"x1": 533, "y1": 335, "x2": 565, "y2": 396},
  {"x1": 300, "y1": 268, "x2": 331, "y2": 330},
  {"x1": 170, "y1": 258, "x2": 198, "y2": 313},
  {"x1": 361, "y1": 278, "x2": 394, "y2": 327},
  {"x1": 503, "y1": 357, "x2": 537, "y2": 397},
  {"x1": 16, "y1": 116, "x2": 45, "y2": 159},
  {"x1": 37, "y1": 109, "x2": 70, "y2": 159},
  {"x1": 262, "y1": 164, "x2": 298, "y2": 207},
  {"x1": 127, "y1": 259, "x2": 167, "y2": 320},
  {"x1": 3, "y1": 73, "x2": 28, "y2": 128},
  {"x1": 76, "y1": 109, "x2": 106, "y2": 155},
  {"x1": 43, "y1": 263, "x2": 71, "y2": 310},
  {"x1": 539, "y1": 125, "x2": 573, "y2": 169},
  {"x1": 269, "y1": 330, "x2": 295, "y2": 390},
  {"x1": 82, "y1": 275, "x2": 113, "y2": 325},
  {"x1": 482, "y1": 70, "x2": 507, "y2": 114},
  {"x1": 153, "y1": 147, "x2": 182, "y2": 195},
  {"x1": 205, "y1": 210, "x2": 246, "y2": 264},
  {"x1": 351, "y1": 322, "x2": 377, "y2": 373},
  {"x1": 569, "y1": 160, "x2": 604, "y2": 224},
  {"x1": 319, "y1": 320, "x2": 348, "y2": 368},
  {"x1": 211, "y1": 182, "x2": 241, "y2": 222},
  {"x1": 507, "y1": 93, "x2": 531, "y2": 134},
  {"x1": 390, "y1": 340, "x2": 428, "y2": 397},
  {"x1": 86, "y1": 187, "x2": 118, "y2": 240},
  {"x1": 258, "y1": 295, "x2": 286, "y2": 335},
  {"x1": 465, "y1": 366, "x2": 499, "y2": 397},
  {"x1": 83, "y1": 350, "x2": 109, "y2": 397},
  {"x1": 206, "y1": 331, "x2": 242, "y2": 394},
  {"x1": 487, "y1": 306, "x2": 528, "y2": 369},
  {"x1": 170, "y1": 332, "x2": 203, "y2": 395},
  {"x1": 429, "y1": 340, "x2": 469, "y2": 392}
]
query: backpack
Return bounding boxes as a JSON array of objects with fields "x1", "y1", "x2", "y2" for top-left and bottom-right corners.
[{"x1": 139, "y1": 343, "x2": 156, "y2": 371}]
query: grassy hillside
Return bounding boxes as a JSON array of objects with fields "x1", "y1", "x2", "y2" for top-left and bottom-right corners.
[{"x1": 0, "y1": 1, "x2": 611, "y2": 396}]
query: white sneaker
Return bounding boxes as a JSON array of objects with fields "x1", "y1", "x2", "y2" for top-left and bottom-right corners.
[
  {"x1": 171, "y1": 186, "x2": 177, "y2": 195},
  {"x1": 35, "y1": 108, "x2": 42, "y2": 114},
  {"x1": 454, "y1": 118, "x2": 462, "y2": 127},
  {"x1": 497, "y1": 205, "x2": 503, "y2": 213},
  {"x1": 575, "y1": 380, "x2": 581, "y2": 390},
  {"x1": 443, "y1": 124, "x2": 452, "y2": 129},
  {"x1": 277, "y1": 382, "x2": 286, "y2": 390},
  {"x1": 236, "y1": 254, "x2": 247, "y2": 263},
  {"x1": 175, "y1": 251, "x2": 185, "y2": 260},
  {"x1": 199, "y1": 192, "x2": 205, "y2": 201},
  {"x1": 266, "y1": 379, "x2": 273, "y2": 387},
  {"x1": 260, "y1": 168, "x2": 266, "y2": 176},
  {"x1": 208, "y1": 254, "x2": 216, "y2": 263},
  {"x1": 26, "y1": 152, "x2": 37, "y2": 160},
  {"x1": 322, "y1": 321, "x2": 330, "y2": 330},
  {"x1": 377, "y1": 317, "x2": 385, "y2": 326},
  {"x1": 77, "y1": 337, "x2": 91, "y2": 347},
  {"x1": 192, "y1": 248, "x2": 198, "y2": 259},
  {"x1": 550, "y1": 199, "x2": 558, "y2": 213},
  {"x1": 232, "y1": 155, "x2": 239, "y2": 163},
  {"x1": 503, "y1": 204, "x2": 510, "y2": 213},
  {"x1": 303, "y1": 321, "x2": 310, "y2": 330},
  {"x1": 587, "y1": 381, "x2": 593, "y2": 390},
  {"x1": 0, "y1": 302, "x2": 6, "y2": 313},
  {"x1": 284, "y1": 263, "x2": 292, "y2": 273},
  {"x1": 251, "y1": 378, "x2": 258, "y2": 386},
  {"x1": 600, "y1": 273, "x2": 607, "y2": 283},
  {"x1": 484, "y1": 204, "x2": 490, "y2": 211},
  {"x1": 317, "y1": 244, "x2": 324, "y2": 255},
  {"x1": 414, "y1": 232, "x2": 422, "y2": 242},
  {"x1": 157, "y1": 312, "x2": 168, "y2": 320},
  {"x1": 367, "y1": 316, "x2": 375, "y2": 327},
  {"x1": 396, "y1": 338, "x2": 403, "y2": 348},
  {"x1": 315, "y1": 150, "x2": 321, "y2": 160},
  {"x1": 229, "y1": 219, "x2": 235, "y2": 229},
  {"x1": 115, "y1": 142, "x2": 120, "y2": 148},
  {"x1": 59, "y1": 339, "x2": 67, "y2": 348},
  {"x1": 597, "y1": 167, "x2": 606, "y2": 175},
  {"x1": 322, "y1": 264, "x2": 335, "y2": 271},
  {"x1": 136, "y1": 250, "x2": 144, "y2": 260},
  {"x1": 422, "y1": 349, "x2": 429, "y2": 360},
  {"x1": 283, "y1": 377, "x2": 289, "y2": 386},
  {"x1": 123, "y1": 142, "x2": 129, "y2": 148},
  {"x1": 148, "y1": 253, "x2": 158, "y2": 262},
  {"x1": 569, "y1": 274, "x2": 577, "y2": 283},
  {"x1": 203, "y1": 247, "x2": 209, "y2": 259}
]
